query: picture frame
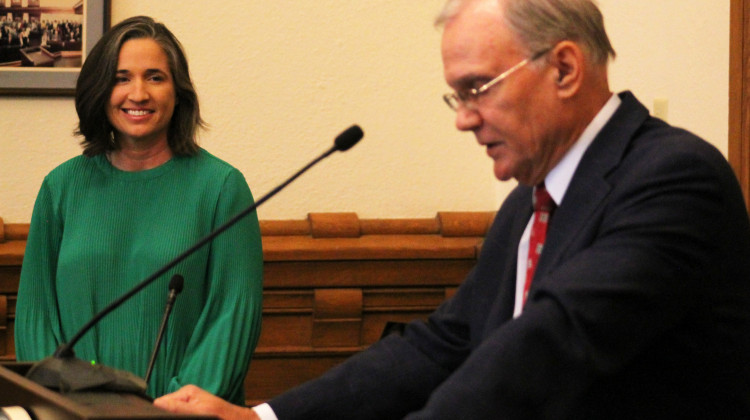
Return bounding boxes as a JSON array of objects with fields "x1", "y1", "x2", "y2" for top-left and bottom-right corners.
[{"x1": 0, "y1": 0, "x2": 110, "y2": 96}]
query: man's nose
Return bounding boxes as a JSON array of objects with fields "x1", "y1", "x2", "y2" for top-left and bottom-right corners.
[{"x1": 455, "y1": 105, "x2": 482, "y2": 132}]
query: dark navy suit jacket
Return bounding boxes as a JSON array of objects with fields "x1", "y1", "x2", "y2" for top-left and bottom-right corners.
[{"x1": 269, "y1": 92, "x2": 750, "y2": 419}]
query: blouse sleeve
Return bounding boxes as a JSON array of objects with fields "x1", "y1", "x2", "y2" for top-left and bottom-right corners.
[
  {"x1": 166, "y1": 168, "x2": 264, "y2": 405},
  {"x1": 15, "y1": 179, "x2": 66, "y2": 361}
]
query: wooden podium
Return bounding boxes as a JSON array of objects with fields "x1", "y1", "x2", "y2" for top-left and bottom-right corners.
[{"x1": 0, "y1": 363, "x2": 215, "y2": 420}]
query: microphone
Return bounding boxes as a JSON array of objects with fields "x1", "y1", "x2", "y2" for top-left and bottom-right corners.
[
  {"x1": 334, "y1": 125, "x2": 363, "y2": 152},
  {"x1": 144, "y1": 274, "x2": 184, "y2": 385},
  {"x1": 24, "y1": 124, "x2": 364, "y2": 395}
]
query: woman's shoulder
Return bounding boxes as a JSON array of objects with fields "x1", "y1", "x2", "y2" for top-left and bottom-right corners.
[
  {"x1": 45, "y1": 154, "x2": 103, "y2": 180},
  {"x1": 181, "y1": 148, "x2": 244, "y2": 177}
]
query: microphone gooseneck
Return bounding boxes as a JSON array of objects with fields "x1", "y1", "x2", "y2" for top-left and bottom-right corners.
[
  {"x1": 144, "y1": 274, "x2": 184, "y2": 385},
  {"x1": 26, "y1": 124, "x2": 364, "y2": 394},
  {"x1": 54, "y1": 124, "x2": 363, "y2": 360}
]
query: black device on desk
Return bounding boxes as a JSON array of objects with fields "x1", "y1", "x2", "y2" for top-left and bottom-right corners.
[{"x1": 1, "y1": 362, "x2": 216, "y2": 420}]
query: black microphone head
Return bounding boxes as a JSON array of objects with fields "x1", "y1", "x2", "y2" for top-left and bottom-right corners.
[
  {"x1": 168, "y1": 274, "x2": 184, "y2": 294},
  {"x1": 334, "y1": 125, "x2": 364, "y2": 152}
]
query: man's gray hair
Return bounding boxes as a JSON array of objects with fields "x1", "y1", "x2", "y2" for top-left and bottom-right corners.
[{"x1": 435, "y1": 0, "x2": 616, "y2": 65}]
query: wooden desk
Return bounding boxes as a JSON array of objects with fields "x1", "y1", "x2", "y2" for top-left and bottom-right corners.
[{"x1": 0, "y1": 212, "x2": 492, "y2": 405}]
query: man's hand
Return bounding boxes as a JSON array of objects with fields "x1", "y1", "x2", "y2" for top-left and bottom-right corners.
[{"x1": 153, "y1": 385, "x2": 259, "y2": 420}]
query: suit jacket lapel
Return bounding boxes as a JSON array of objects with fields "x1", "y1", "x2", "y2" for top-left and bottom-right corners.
[{"x1": 534, "y1": 91, "x2": 651, "y2": 281}]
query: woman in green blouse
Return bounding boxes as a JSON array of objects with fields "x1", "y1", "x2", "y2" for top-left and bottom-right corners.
[{"x1": 15, "y1": 16, "x2": 263, "y2": 405}]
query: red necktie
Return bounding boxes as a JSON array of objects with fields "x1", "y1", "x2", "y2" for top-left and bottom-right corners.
[{"x1": 523, "y1": 184, "x2": 555, "y2": 306}]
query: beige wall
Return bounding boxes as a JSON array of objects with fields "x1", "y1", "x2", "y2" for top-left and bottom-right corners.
[{"x1": 0, "y1": 0, "x2": 729, "y2": 223}]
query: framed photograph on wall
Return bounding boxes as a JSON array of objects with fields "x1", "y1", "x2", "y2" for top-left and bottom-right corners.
[{"x1": 0, "y1": 0, "x2": 110, "y2": 95}]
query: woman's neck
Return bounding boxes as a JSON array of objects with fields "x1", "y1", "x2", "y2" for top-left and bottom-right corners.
[{"x1": 108, "y1": 138, "x2": 174, "y2": 171}]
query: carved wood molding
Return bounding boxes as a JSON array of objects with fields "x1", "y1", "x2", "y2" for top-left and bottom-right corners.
[
  {"x1": 0, "y1": 219, "x2": 28, "y2": 267},
  {"x1": 0, "y1": 219, "x2": 27, "y2": 244},
  {"x1": 0, "y1": 212, "x2": 495, "y2": 265},
  {"x1": 259, "y1": 211, "x2": 495, "y2": 237}
]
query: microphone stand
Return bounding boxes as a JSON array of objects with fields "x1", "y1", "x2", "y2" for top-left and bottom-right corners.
[
  {"x1": 144, "y1": 274, "x2": 184, "y2": 385},
  {"x1": 24, "y1": 125, "x2": 364, "y2": 395}
]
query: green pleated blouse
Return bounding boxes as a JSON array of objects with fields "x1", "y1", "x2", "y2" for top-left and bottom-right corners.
[{"x1": 15, "y1": 149, "x2": 263, "y2": 405}]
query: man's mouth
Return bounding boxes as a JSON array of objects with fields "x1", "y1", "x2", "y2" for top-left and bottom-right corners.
[
  {"x1": 485, "y1": 141, "x2": 506, "y2": 159},
  {"x1": 487, "y1": 141, "x2": 504, "y2": 151}
]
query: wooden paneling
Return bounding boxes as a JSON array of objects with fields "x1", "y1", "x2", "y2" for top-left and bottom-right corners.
[
  {"x1": 0, "y1": 268, "x2": 18, "y2": 362},
  {"x1": 0, "y1": 212, "x2": 492, "y2": 405},
  {"x1": 730, "y1": 0, "x2": 750, "y2": 210}
]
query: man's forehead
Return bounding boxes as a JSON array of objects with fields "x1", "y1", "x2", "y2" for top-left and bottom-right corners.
[
  {"x1": 440, "y1": 6, "x2": 524, "y2": 83},
  {"x1": 440, "y1": 0, "x2": 517, "y2": 54}
]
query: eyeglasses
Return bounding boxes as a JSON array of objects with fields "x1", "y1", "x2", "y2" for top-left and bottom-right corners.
[{"x1": 442, "y1": 49, "x2": 550, "y2": 112}]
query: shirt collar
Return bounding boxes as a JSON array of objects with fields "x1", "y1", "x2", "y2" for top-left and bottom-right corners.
[{"x1": 543, "y1": 93, "x2": 621, "y2": 205}]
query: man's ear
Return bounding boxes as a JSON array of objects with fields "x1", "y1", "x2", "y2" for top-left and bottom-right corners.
[{"x1": 549, "y1": 40, "x2": 584, "y2": 98}]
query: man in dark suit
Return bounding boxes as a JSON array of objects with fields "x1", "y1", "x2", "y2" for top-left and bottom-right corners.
[{"x1": 155, "y1": 0, "x2": 750, "y2": 418}]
